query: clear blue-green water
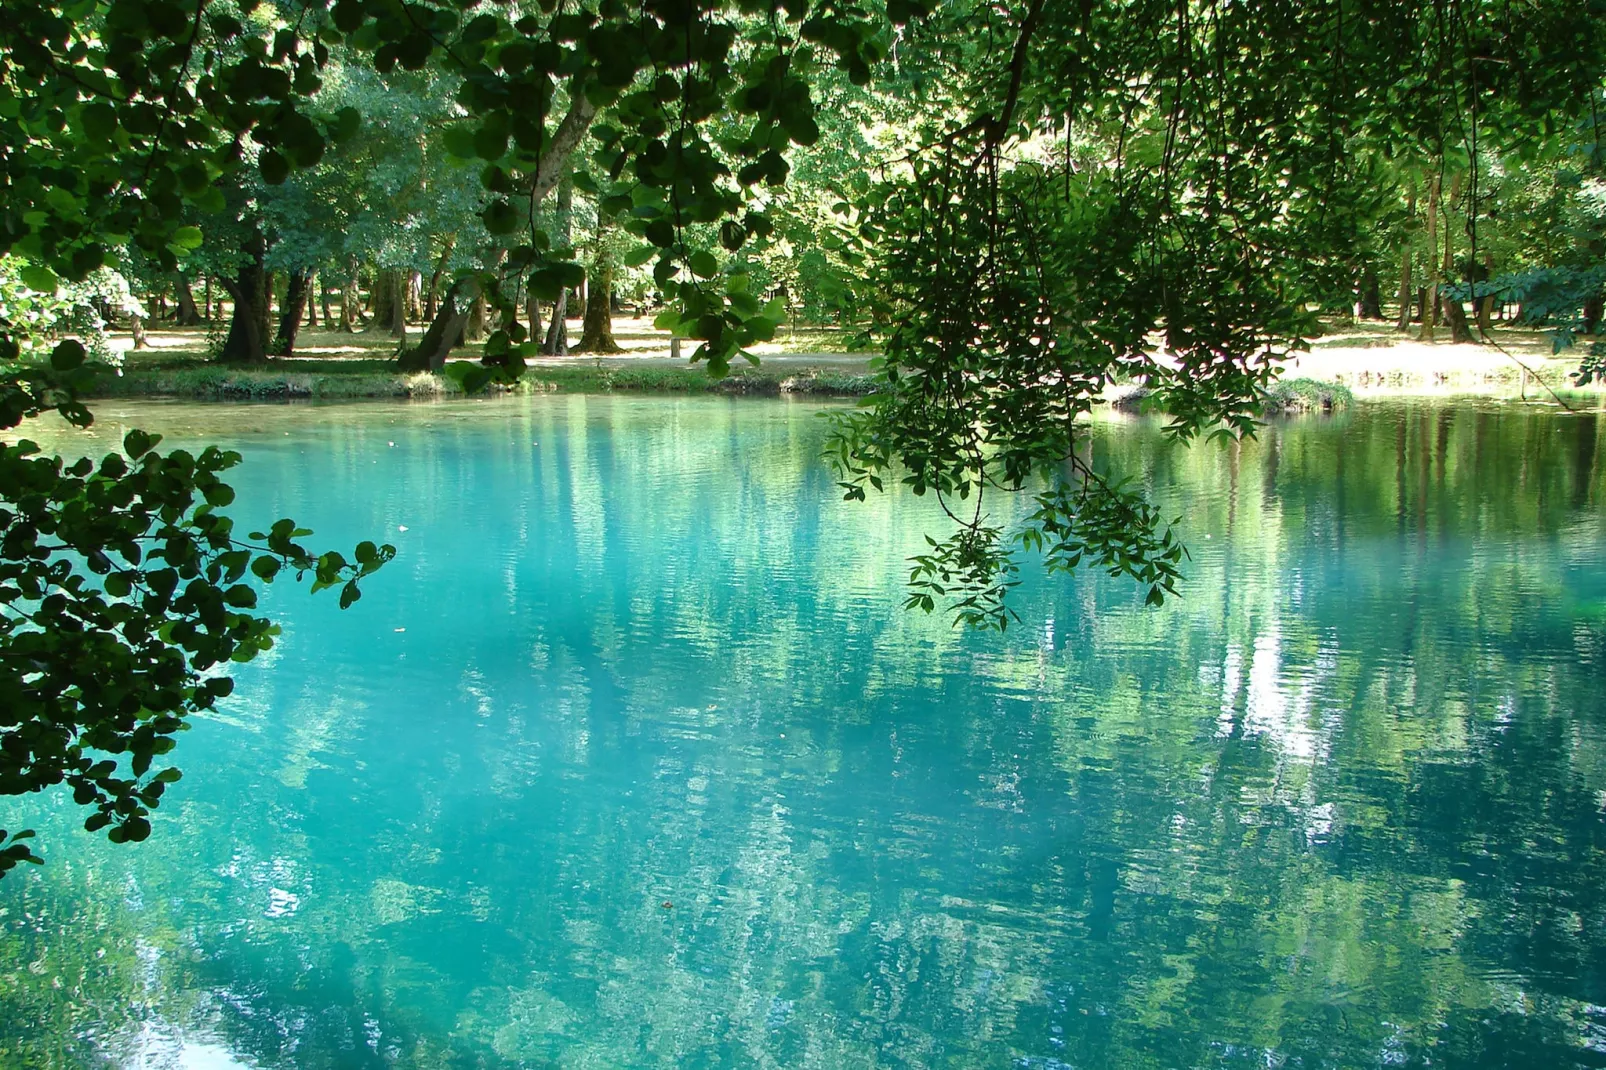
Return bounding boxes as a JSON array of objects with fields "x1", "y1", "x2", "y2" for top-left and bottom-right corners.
[{"x1": 3, "y1": 396, "x2": 1606, "y2": 1069}]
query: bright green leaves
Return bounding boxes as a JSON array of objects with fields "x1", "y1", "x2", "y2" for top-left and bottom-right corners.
[
  {"x1": 168, "y1": 225, "x2": 204, "y2": 255},
  {"x1": 18, "y1": 264, "x2": 59, "y2": 293}
]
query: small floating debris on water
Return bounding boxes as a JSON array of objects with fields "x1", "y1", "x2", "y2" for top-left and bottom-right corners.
[
  {"x1": 394, "y1": 628, "x2": 405, "y2": 633},
  {"x1": 706, "y1": 704, "x2": 718, "y2": 710},
  {"x1": 388, "y1": 441, "x2": 395, "y2": 447},
  {"x1": 397, "y1": 525, "x2": 408, "y2": 532},
  {"x1": 661, "y1": 901, "x2": 673, "y2": 910}
]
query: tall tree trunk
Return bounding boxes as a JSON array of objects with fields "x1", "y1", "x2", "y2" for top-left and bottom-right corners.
[
  {"x1": 424, "y1": 235, "x2": 456, "y2": 321},
  {"x1": 1417, "y1": 173, "x2": 1440, "y2": 342},
  {"x1": 341, "y1": 259, "x2": 361, "y2": 332},
  {"x1": 462, "y1": 292, "x2": 487, "y2": 343},
  {"x1": 1476, "y1": 252, "x2": 1495, "y2": 333},
  {"x1": 1439, "y1": 172, "x2": 1474, "y2": 344},
  {"x1": 173, "y1": 277, "x2": 203, "y2": 326},
  {"x1": 406, "y1": 271, "x2": 423, "y2": 323},
  {"x1": 1395, "y1": 187, "x2": 1416, "y2": 331},
  {"x1": 373, "y1": 269, "x2": 407, "y2": 337},
  {"x1": 273, "y1": 269, "x2": 313, "y2": 356},
  {"x1": 576, "y1": 209, "x2": 623, "y2": 354},
  {"x1": 527, "y1": 290, "x2": 543, "y2": 344},
  {"x1": 391, "y1": 270, "x2": 408, "y2": 339},
  {"x1": 1358, "y1": 264, "x2": 1383, "y2": 320},
  {"x1": 305, "y1": 273, "x2": 319, "y2": 328},
  {"x1": 203, "y1": 275, "x2": 212, "y2": 323},
  {"x1": 131, "y1": 314, "x2": 148, "y2": 350},
  {"x1": 219, "y1": 228, "x2": 270, "y2": 363},
  {"x1": 1584, "y1": 292, "x2": 1605, "y2": 336},
  {"x1": 543, "y1": 291, "x2": 569, "y2": 355},
  {"x1": 372, "y1": 267, "x2": 393, "y2": 327},
  {"x1": 542, "y1": 168, "x2": 574, "y2": 356}
]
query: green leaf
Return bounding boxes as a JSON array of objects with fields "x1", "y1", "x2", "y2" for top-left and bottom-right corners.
[
  {"x1": 123, "y1": 428, "x2": 160, "y2": 458},
  {"x1": 483, "y1": 200, "x2": 520, "y2": 235},
  {"x1": 51, "y1": 338, "x2": 87, "y2": 370},
  {"x1": 259, "y1": 149, "x2": 290, "y2": 185},
  {"x1": 19, "y1": 264, "x2": 59, "y2": 293},
  {"x1": 622, "y1": 245, "x2": 657, "y2": 268},
  {"x1": 170, "y1": 225, "x2": 204, "y2": 251},
  {"x1": 689, "y1": 250, "x2": 719, "y2": 279}
]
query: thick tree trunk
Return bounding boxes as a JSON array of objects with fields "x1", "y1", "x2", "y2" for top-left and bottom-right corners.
[
  {"x1": 132, "y1": 315, "x2": 148, "y2": 350},
  {"x1": 306, "y1": 273, "x2": 319, "y2": 328},
  {"x1": 372, "y1": 269, "x2": 407, "y2": 338},
  {"x1": 1476, "y1": 252, "x2": 1495, "y2": 333},
  {"x1": 203, "y1": 276, "x2": 213, "y2": 323},
  {"x1": 1417, "y1": 174, "x2": 1440, "y2": 342},
  {"x1": 543, "y1": 291, "x2": 569, "y2": 355},
  {"x1": 463, "y1": 292, "x2": 487, "y2": 343},
  {"x1": 576, "y1": 209, "x2": 622, "y2": 354},
  {"x1": 173, "y1": 277, "x2": 203, "y2": 326},
  {"x1": 373, "y1": 268, "x2": 395, "y2": 330},
  {"x1": 320, "y1": 274, "x2": 333, "y2": 326},
  {"x1": 1358, "y1": 265, "x2": 1383, "y2": 320},
  {"x1": 424, "y1": 236, "x2": 456, "y2": 322},
  {"x1": 1582, "y1": 292, "x2": 1605, "y2": 336},
  {"x1": 219, "y1": 230, "x2": 270, "y2": 363},
  {"x1": 576, "y1": 274, "x2": 621, "y2": 353},
  {"x1": 398, "y1": 283, "x2": 473, "y2": 372},
  {"x1": 273, "y1": 269, "x2": 313, "y2": 356}
]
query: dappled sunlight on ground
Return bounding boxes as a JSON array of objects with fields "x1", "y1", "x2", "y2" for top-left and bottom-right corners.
[{"x1": 96, "y1": 315, "x2": 1604, "y2": 399}]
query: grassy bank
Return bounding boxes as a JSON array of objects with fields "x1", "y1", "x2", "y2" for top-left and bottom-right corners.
[
  {"x1": 84, "y1": 358, "x2": 881, "y2": 401},
  {"x1": 65, "y1": 318, "x2": 1606, "y2": 408}
]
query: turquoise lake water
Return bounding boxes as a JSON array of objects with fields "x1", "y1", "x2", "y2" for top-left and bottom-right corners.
[{"x1": 2, "y1": 396, "x2": 1605, "y2": 1069}]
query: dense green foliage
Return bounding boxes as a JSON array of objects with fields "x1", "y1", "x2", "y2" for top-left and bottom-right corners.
[{"x1": 2, "y1": 0, "x2": 1605, "y2": 856}]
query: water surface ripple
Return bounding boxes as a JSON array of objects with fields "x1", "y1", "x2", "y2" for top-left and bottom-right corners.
[{"x1": 3, "y1": 396, "x2": 1605, "y2": 1069}]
